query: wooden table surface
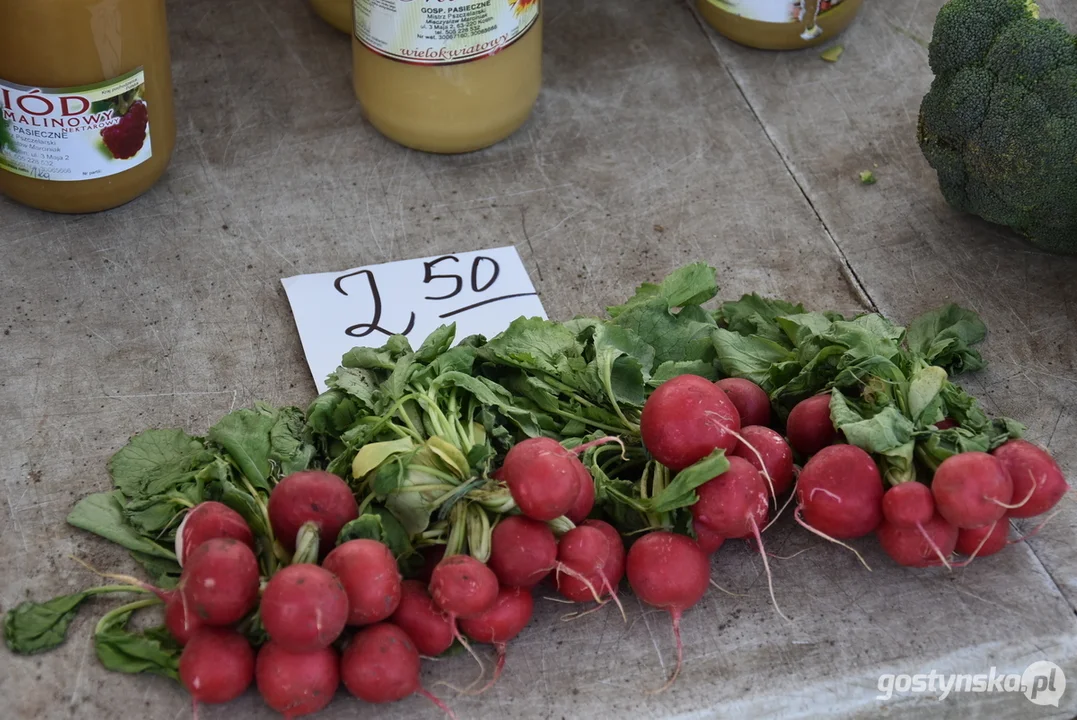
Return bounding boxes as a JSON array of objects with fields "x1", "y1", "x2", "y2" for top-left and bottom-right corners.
[{"x1": 3, "y1": 1, "x2": 1076, "y2": 718}]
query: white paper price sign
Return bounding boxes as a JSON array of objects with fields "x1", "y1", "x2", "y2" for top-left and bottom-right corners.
[{"x1": 282, "y1": 246, "x2": 548, "y2": 392}]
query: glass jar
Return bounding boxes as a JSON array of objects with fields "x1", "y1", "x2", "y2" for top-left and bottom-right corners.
[
  {"x1": 0, "y1": 0, "x2": 176, "y2": 213},
  {"x1": 308, "y1": 0, "x2": 351, "y2": 34},
  {"x1": 697, "y1": 0, "x2": 863, "y2": 50},
  {"x1": 352, "y1": 0, "x2": 542, "y2": 154}
]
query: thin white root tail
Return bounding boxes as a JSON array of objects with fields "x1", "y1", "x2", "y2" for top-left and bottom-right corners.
[
  {"x1": 709, "y1": 579, "x2": 749, "y2": 598},
  {"x1": 554, "y1": 563, "x2": 605, "y2": 605},
  {"x1": 645, "y1": 611, "x2": 685, "y2": 696},
  {"x1": 990, "y1": 481, "x2": 1036, "y2": 510},
  {"x1": 725, "y1": 429, "x2": 777, "y2": 502},
  {"x1": 793, "y1": 506, "x2": 873, "y2": 572},
  {"x1": 762, "y1": 480, "x2": 799, "y2": 533},
  {"x1": 953, "y1": 521, "x2": 997, "y2": 570},
  {"x1": 1009, "y1": 503, "x2": 1066, "y2": 545},
  {"x1": 750, "y1": 518, "x2": 791, "y2": 623},
  {"x1": 915, "y1": 523, "x2": 953, "y2": 571}
]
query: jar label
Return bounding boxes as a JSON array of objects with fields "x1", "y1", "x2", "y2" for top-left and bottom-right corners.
[
  {"x1": 354, "y1": 0, "x2": 540, "y2": 65},
  {"x1": 704, "y1": 0, "x2": 846, "y2": 24},
  {"x1": 0, "y1": 68, "x2": 152, "y2": 183}
]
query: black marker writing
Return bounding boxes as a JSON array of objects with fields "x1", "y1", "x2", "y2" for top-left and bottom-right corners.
[{"x1": 334, "y1": 268, "x2": 416, "y2": 338}]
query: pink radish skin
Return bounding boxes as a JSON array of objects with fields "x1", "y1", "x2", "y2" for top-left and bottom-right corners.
[
  {"x1": 391, "y1": 580, "x2": 454, "y2": 657},
  {"x1": 175, "y1": 501, "x2": 254, "y2": 566},
  {"x1": 322, "y1": 539, "x2": 402, "y2": 626},
  {"x1": 554, "y1": 525, "x2": 622, "y2": 603},
  {"x1": 932, "y1": 452, "x2": 1013, "y2": 529},
  {"x1": 501, "y1": 438, "x2": 582, "y2": 521},
  {"x1": 796, "y1": 445, "x2": 884, "y2": 539},
  {"x1": 255, "y1": 642, "x2": 339, "y2": 719},
  {"x1": 341, "y1": 623, "x2": 454, "y2": 717},
  {"x1": 956, "y1": 522, "x2": 1009, "y2": 558},
  {"x1": 786, "y1": 395, "x2": 837, "y2": 457},
  {"x1": 179, "y1": 537, "x2": 260, "y2": 625},
  {"x1": 690, "y1": 456, "x2": 769, "y2": 540},
  {"x1": 640, "y1": 374, "x2": 743, "y2": 471},
  {"x1": 459, "y1": 586, "x2": 535, "y2": 693},
  {"x1": 625, "y1": 532, "x2": 710, "y2": 692},
  {"x1": 992, "y1": 440, "x2": 1069, "y2": 518},
  {"x1": 581, "y1": 519, "x2": 626, "y2": 584},
  {"x1": 268, "y1": 470, "x2": 359, "y2": 553},
  {"x1": 488, "y1": 516, "x2": 557, "y2": 589},
  {"x1": 877, "y1": 513, "x2": 958, "y2": 567},
  {"x1": 716, "y1": 378, "x2": 771, "y2": 428},
  {"x1": 693, "y1": 523, "x2": 725, "y2": 555},
  {"x1": 165, "y1": 595, "x2": 202, "y2": 646},
  {"x1": 935, "y1": 418, "x2": 957, "y2": 430},
  {"x1": 430, "y1": 555, "x2": 500, "y2": 620},
  {"x1": 179, "y1": 627, "x2": 255, "y2": 705},
  {"x1": 882, "y1": 483, "x2": 935, "y2": 528},
  {"x1": 730, "y1": 426, "x2": 795, "y2": 496},
  {"x1": 565, "y1": 463, "x2": 596, "y2": 524},
  {"x1": 260, "y1": 564, "x2": 349, "y2": 652}
]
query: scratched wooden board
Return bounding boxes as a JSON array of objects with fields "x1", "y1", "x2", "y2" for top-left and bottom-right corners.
[{"x1": 1, "y1": 0, "x2": 1075, "y2": 718}]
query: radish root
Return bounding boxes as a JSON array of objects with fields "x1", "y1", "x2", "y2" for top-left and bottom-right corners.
[
  {"x1": 418, "y1": 687, "x2": 458, "y2": 719},
  {"x1": 793, "y1": 506, "x2": 873, "y2": 572},
  {"x1": 709, "y1": 579, "x2": 748, "y2": 598},
  {"x1": 724, "y1": 428, "x2": 778, "y2": 502},
  {"x1": 749, "y1": 517, "x2": 791, "y2": 622},
  {"x1": 762, "y1": 482, "x2": 799, "y2": 533},
  {"x1": 952, "y1": 521, "x2": 998, "y2": 569},
  {"x1": 915, "y1": 522, "x2": 953, "y2": 570},
  {"x1": 989, "y1": 482, "x2": 1036, "y2": 510},
  {"x1": 1009, "y1": 503, "x2": 1067, "y2": 544},
  {"x1": 645, "y1": 609, "x2": 686, "y2": 695}
]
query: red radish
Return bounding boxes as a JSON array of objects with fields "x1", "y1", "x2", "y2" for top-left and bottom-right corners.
[
  {"x1": 796, "y1": 445, "x2": 884, "y2": 540},
  {"x1": 179, "y1": 627, "x2": 255, "y2": 705},
  {"x1": 931, "y1": 452, "x2": 1013, "y2": 529},
  {"x1": 341, "y1": 623, "x2": 454, "y2": 717},
  {"x1": 554, "y1": 525, "x2": 623, "y2": 608},
  {"x1": 261, "y1": 564, "x2": 349, "y2": 652},
  {"x1": 565, "y1": 463, "x2": 596, "y2": 524},
  {"x1": 877, "y1": 513, "x2": 958, "y2": 568},
  {"x1": 693, "y1": 523, "x2": 725, "y2": 555},
  {"x1": 730, "y1": 426, "x2": 795, "y2": 496},
  {"x1": 640, "y1": 374, "x2": 742, "y2": 471},
  {"x1": 935, "y1": 418, "x2": 957, "y2": 430},
  {"x1": 716, "y1": 378, "x2": 771, "y2": 427},
  {"x1": 322, "y1": 539, "x2": 402, "y2": 626},
  {"x1": 992, "y1": 440, "x2": 1069, "y2": 518},
  {"x1": 882, "y1": 482, "x2": 935, "y2": 528},
  {"x1": 390, "y1": 580, "x2": 454, "y2": 657},
  {"x1": 786, "y1": 394, "x2": 837, "y2": 457},
  {"x1": 500, "y1": 438, "x2": 582, "y2": 521},
  {"x1": 956, "y1": 521, "x2": 1009, "y2": 559},
  {"x1": 268, "y1": 470, "x2": 359, "y2": 553},
  {"x1": 581, "y1": 519, "x2": 626, "y2": 584},
  {"x1": 176, "y1": 501, "x2": 254, "y2": 566},
  {"x1": 165, "y1": 594, "x2": 202, "y2": 646},
  {"x1": 430, "y1": 554, "x2": 499, "y2": 620},
  {"x1": 179, "y1": 537, "x2": 260, "y2": 625},
  {"x1": 488, "y1": 516, "x2": 557, "y2": 589},
  {"x1": 626, "y1": 532, "x2": 710, "y2": 692},
  {"x1": 459, "y1": 586, "x2": 534, "y2": 693},
  {"x1": 255, "y1": 641, "x2": 339, "y2": 719},
  {"x1": 691, "y1": 456, "x2": 769, "y2": 539}
]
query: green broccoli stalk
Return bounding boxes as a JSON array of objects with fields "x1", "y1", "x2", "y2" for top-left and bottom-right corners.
[{"x1": 917, "y1": 0, "x2": 1077, "y2": 254}]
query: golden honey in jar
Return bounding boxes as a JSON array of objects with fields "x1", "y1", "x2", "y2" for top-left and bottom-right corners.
[
  {"x1": 352, "y1": 0, "x2": 542, "y2": 154},
  {"x1": 0, "y1": 0, "x2": 176, "y2": 213},
  {"x1": 309, "y1": 0, "x2": 352, "y2": 34},
  {"x1": 697, "y1": 0, "x2": 863, "y2": 50}
]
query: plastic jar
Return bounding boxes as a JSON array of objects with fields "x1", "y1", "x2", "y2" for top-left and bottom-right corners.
[
  {"x1": 308, "y1": 0, "x2": 351, "y2": 34},
  {"x1": 0, "y1": 0, "x2": 175, "y2": 214},
  {"x1": 352, "y1": 0, "x2": 542, "y2": 154},
  {"x1": 697, "y1": 0, "x2": 863, "y2": 50}
]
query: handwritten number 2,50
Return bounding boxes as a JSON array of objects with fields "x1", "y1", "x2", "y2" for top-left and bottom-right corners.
[
  {"x1": 333, "y1": 269, "x2": 416, "y2": 338},
  {"x1": 423, "y1": 255, "x2": 500, "y2": 299}
]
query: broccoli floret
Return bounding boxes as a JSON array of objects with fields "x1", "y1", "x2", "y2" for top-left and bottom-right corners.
[{"x1": 918, "y1": 0, "x2": 1077, "y2": 253}]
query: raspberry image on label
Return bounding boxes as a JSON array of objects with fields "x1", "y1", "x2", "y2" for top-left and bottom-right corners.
[{"x1": 101, "y1": 101, "x2": 149, "y2": 160}]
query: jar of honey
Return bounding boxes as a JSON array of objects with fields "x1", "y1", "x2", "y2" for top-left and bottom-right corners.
[
  {"x1": 697, "y1": 0, "x2": 863, "y2": 50},
  {"x1": 352, "y1": 0, "x2": 542, "y2": 154},
  {"x1": 308, "y1": 0, "x2": 351, "y2": 34},
  {"x1": 0, "y1": 0, "x2": 176, "y2": 213}
]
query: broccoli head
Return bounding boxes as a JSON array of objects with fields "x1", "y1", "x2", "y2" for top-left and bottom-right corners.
[{"x1": 918, "y1": 0, "x2": 1077, "y2": 253}]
